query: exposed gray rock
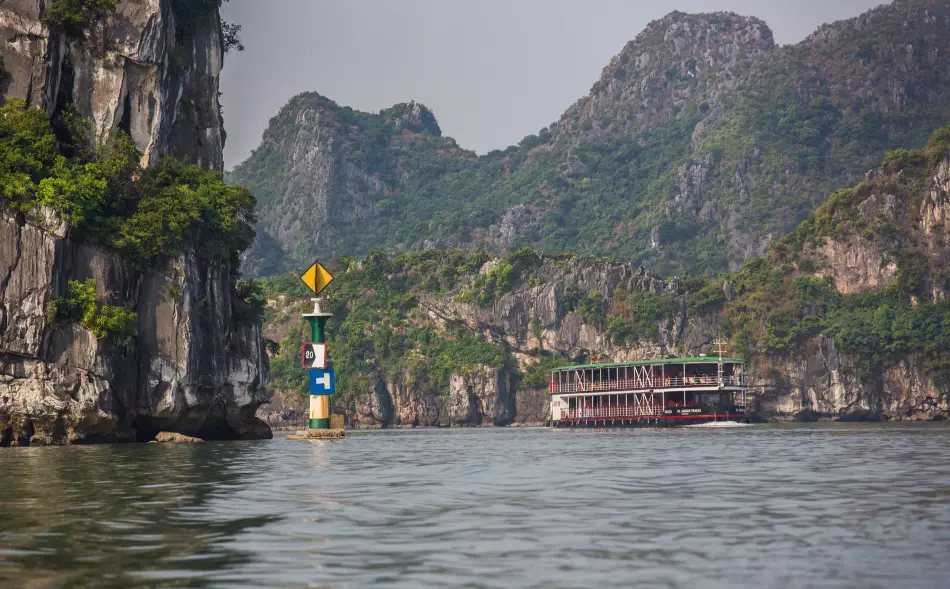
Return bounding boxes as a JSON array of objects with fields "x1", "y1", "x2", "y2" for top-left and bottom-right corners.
[
  {"x1": 0, "y1": 0, "x2": 226, "y2": 170},
  {"x1": 0, "y1": 213, "x2": 271, "y2": 446},
  {"x1": 340, "y1": 245, "x2": 948, "y2": 425},
  {"x1": 668, "y1": 153, "x2": 713, "y2": 219},
  {"x1": 487, "y1": 205, "x2": 543, "y2": 250},
  {"x1": 152, "y1": 432, "x2": 204, "y2": 443},
  {"x1": 0, "y1": 1, "x2": 270, "y2": 445},
  {"x1": 807, "y1": 154, "x2": 950, "y2": 301},
  {"x1": 349, "y1": 366, "x2": 515, "y2": 428},
  {"x1": 252, "y1": 99, "x2": 381, "y2": 255}
]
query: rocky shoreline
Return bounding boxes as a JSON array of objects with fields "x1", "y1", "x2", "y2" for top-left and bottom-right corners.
[{"x1": 262, "y1": 407, "x2": 950, "y2": 431}]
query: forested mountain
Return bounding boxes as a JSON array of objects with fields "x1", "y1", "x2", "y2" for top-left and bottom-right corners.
[
  {"x1": 259, "y1": 123, "x2": 950, "y2": 426},
  {"x1": 232, "y1": 0, "x2": 950, "y2": 277}
]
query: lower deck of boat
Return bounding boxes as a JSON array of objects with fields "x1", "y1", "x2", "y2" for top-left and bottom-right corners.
[{"x1": 552, "y1": 414, "x2": 750, "y2": 428}]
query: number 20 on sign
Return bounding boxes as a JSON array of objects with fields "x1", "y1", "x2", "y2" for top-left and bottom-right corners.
[{"x1": 301, "y1": 343, "x2": 327, "y2": 369}]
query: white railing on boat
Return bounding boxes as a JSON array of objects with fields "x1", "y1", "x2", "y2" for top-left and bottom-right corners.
[
  {"x1": 563, "y1": 406, "x2": 664, "y2": 419},
  {"x1": 550, "y1": 375, "x2": 742, "y2": 394}
]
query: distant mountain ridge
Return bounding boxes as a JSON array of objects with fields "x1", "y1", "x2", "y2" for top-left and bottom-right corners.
[
  {"x1": 260, "y1": 122, "x2": 950, "y2": 426},
  {"x1": 230, "y1": 0, "x2": 950, "y2": 277}
]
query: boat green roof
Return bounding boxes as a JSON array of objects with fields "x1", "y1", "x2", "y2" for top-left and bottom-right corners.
[{"x1": 553, "y1": 356, "x2": 746, "y2": 371}]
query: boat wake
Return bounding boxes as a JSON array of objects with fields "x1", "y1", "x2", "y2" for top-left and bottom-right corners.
[{"x1": 684, "y1": 421, "x2": 752, "y2": 428}]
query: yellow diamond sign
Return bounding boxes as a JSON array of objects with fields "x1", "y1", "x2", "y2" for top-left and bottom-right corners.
[{"x1": 300, "y1": 262, "x2": 334, "y2": 296}]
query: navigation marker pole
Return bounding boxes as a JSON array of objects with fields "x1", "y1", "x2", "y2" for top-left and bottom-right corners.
[
  {"x1": 304, "y1": 298, "x2": 333, "y2": 429},
  {"x1": 288, "y1": 262, "x2": 344, "y2": 440}
]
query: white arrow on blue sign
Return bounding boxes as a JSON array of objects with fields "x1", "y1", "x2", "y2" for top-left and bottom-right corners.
[{"x1": 309, "y1": 368, "x2": 335, "y2": 396}]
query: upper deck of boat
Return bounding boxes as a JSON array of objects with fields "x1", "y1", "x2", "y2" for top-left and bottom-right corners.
[{"x1": 549, "y1": 356, "x2": 745, "y2": 395}]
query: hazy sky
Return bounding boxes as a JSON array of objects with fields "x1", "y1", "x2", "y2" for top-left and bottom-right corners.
[{"x1": 219, "y1": 0, "x2": 887, "y2": 168}]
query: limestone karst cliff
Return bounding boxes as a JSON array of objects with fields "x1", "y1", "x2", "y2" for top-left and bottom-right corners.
[
  {"x1": 262, "y1": 126, "x2": 950, "y2": 426},
  {"x1": 0, "y1": 0, "x2": 270, "y2": 446},
  {"x1": 233, "y1": 0, "x2": 950, "y2": 276},
  {"x1": 0, "y1": 0, "x2": 225, "y2": 170},
  {"x1": 0, "y1": 212, "x2": 270, "y2": 444}
]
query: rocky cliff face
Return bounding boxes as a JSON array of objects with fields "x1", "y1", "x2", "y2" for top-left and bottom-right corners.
[
  {"x1": 231, "y1": 93, "x2": 471, "y2": 268},
  {"x1": 333, "y1": 250, "x2": 947, "y2": 427},
  {"x1": 233, "y1": 0, "x2": 950, "y2": 276},
  {"x1": 811, "y1": 154, "x2": 950, "y2": 301},
  {"x1": 345, "y1": 366, "x2": 518, "y2": 428},
  {"x1": 0, "y1": 0, "x2": 225, "y2": 170},
  {"x1": 0, "y1": 211, "x2": 269, "y2": 445},
  {"x1": 263, "y1": 138, "x2": 950, "y2": 426},
  {"x1": 750, "y1": 336, "x2": 947, "y2": 422},
  {"x1": 556, "y1": 12, "x2": 775, "y2": 141},
  {"x1": 250, "y1": 95, "x2": 385, "y2": 254},
  {"x1": 0, "y1": 1, "x2": 270, "y2": 445}
]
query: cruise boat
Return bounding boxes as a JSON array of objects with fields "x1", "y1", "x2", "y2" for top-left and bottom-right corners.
[{"x1": 549, "y1": 347, "x2": 748, "y2": 428}]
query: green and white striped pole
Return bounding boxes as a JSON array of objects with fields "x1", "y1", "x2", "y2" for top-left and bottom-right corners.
[{"x1": 304, "y1": 298, "x2": 333, "y2": 430}]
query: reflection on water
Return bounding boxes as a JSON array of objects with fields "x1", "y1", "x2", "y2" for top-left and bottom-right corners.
[
  {"x1": 1, "y1": 424, "x2": 949, "y2": 588},
  {"x1": 0, "y1": 442, "x2": 279, "y2": 588}
]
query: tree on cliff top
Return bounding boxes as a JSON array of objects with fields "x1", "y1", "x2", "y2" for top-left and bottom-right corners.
[
  {"x1": 42, "y1": 0, "x2": 244, "y2": 53},
  {"x1": 42, "y1": 0, "x2": 118, "y2": 39}
]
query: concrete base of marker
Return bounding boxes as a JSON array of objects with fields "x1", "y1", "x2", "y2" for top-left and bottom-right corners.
[{"x1": 287, "y1": 428, "x2": 345, "y2": 440}]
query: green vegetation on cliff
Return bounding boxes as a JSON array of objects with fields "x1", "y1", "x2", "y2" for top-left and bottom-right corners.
[
  {"x1": 719, "y1": 258, "x2": 950, "y2": 373},
  {"x1": 41, "y1": 0, "x2": 242, "y2": 52},
  {"x1": 46, "y1": 279, "x2": 137, "y2": 344},
  {"x1": 263, "y1": 250, "x2": 510, "y2": 405},
  {"x1": 724, "y1": 123, "x2": 950, "y2": 371},
  {"x1": 42, "y1": 0, "x2": 117, "y2": 38},
  {"x1": 0, "y1": 100, "x2": 256, "y2": 269},
  {"x1": 260, "y1": 123, "x2": 950, "y2": 405},
  {"x1": 233, "y1": 1, "x2": 950, "y2": 278}
]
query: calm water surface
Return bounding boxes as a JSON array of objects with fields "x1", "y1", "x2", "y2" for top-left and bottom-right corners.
[{"x1": 1, "y1": 424, "x2": 949, "y2": 589}]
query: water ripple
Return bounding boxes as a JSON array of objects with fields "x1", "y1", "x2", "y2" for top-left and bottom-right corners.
[{"x1": 0, "y1": 424, "x2": 949, "y2": 588}]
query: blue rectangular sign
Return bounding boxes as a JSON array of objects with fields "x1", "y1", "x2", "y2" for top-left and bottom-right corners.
[{"x1": 309, "y1": 368, "x2": 335, "y2": 396}]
